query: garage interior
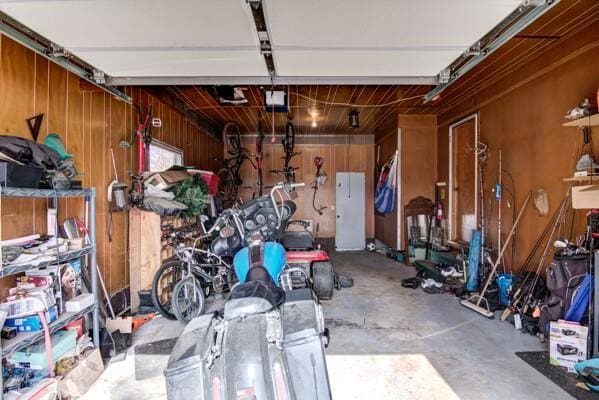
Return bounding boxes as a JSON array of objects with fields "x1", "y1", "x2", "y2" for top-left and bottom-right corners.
[{"x1": 0, "y1": 0, "x2": 597, "y2": 399}]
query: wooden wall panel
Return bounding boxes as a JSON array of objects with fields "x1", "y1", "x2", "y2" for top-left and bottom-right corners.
[
  {"x1": 0, "y1": 36, "x2": 223, "y2": 294},
  {"x1": 236, "y1": 141, "x2": 374, "y2": 241},
  {"x1": 436, "y1": 23, "x2": 599, "y2": 272},
  {"x1": 399, "y1": 115, "x2": 437, "y2": 250},
  {"x1": 400, "y1": 115, "x2": 437, "y2": 205}
]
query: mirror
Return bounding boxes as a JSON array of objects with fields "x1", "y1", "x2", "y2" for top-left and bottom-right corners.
[{"x1": 403, "y1": 196, "x2": 435, "y2": 264}]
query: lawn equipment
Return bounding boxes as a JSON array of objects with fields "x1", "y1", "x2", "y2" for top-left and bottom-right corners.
[{"x1": 278, "y1": 195, "x2": 334, "y2": 299}]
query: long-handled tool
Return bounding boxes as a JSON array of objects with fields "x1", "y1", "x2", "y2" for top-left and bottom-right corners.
[
  {"x1": 500, "y1": 192, "x2": 571, "y2": 321},
  {"x1": 461, "y1": 191, "x2": 531, "y2": 318}
]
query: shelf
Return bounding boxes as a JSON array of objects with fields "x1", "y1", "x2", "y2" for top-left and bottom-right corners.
[
  {"x1": 0, "y1": 187, "x2": 95, "y2": 198},
  {"x1": 0, "y1": 245, "x2": 95, "y2": 276},
  {"x1": 562, "y1": 114, "x2": 599, "y2": 127},
  {"x1": 2, "y1": 305, "x2": 95, "y2": 359},
  {"x1": 563, "y1": 175, "x2": 599, "y2": 182}
]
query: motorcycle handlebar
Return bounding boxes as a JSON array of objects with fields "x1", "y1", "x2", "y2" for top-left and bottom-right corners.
[{"x1": 270, "y1": 182, "x2": 305, "y2": 228}]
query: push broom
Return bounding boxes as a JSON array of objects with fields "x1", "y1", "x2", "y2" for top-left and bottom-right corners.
[{"x1": 461, "y1": 191, "x2": 531, "y2": 318}]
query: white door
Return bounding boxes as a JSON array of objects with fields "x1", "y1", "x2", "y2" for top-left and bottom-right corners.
[{"x1": 335, "y1": 172, "x2": 365, "y2": 250}]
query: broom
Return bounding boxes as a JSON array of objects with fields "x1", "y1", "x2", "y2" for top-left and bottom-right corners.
[{"x1": 461, "y1": 191, "x2": 531, "y2": 318}]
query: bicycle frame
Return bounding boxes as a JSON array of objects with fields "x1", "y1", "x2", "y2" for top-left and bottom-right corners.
[
  {"x1": 255, "y1": 123, "x2": 265, "y2": 197},
  {"x1": 270, "y1": 122, "x2": 300, "y2": 184}
]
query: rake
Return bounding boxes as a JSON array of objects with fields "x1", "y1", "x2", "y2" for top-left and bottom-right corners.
[{"x1": 461, "y1": 191, "x2": 531, "y2": 318}]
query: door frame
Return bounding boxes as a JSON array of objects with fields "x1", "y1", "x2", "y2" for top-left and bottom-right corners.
[
  {"x1": 396, "y1": 127, "x2": 402, "y2": 250},
  {"x1": 448, "y1": 113, "x2": 479, "y2": 244}
]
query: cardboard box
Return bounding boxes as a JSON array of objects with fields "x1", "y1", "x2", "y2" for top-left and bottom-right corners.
[
  {"x1": 105, "y1": 316, "x2": 132, "y2": 334},
  {"x1": 58, "y1": 349, "x2": 104, "y2": 399},
  {"x1": 5, "y1": 305, "x2": 58, "y2": 332},
  {"x1": 571, "y1": 185, "x2": 599, "y2": 209},
  {"x1": 65, "y1": 293, "x2": 94, "y2": 312},
  {"x1": 13, "y1": 330, "x2": 77, "y2": 369},
  {"x1": 549, "y1": 320, "x2": 588, "y2": 373}
]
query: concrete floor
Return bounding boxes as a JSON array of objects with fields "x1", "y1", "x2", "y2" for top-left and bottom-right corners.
[{"x1": 83, "y1": 251, "x2": 572, "y2": 400}]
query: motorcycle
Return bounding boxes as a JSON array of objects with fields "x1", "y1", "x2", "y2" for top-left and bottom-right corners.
[
  {"x1": 164, "y1": 183, "x2": 332, "y2": 400},
  {"x1": 236, "y1": 182, "x2": 336, "y2": 299}
]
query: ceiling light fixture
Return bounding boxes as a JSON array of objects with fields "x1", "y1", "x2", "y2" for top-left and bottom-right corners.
[
  {"x1": 349, "y1": 110, "x2": 360, "y2": 128},
  {"x1": 311, "y1": 120, "x2": 318, "y2": 128}
]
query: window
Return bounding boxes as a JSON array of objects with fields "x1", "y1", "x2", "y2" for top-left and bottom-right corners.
[{"x1": 148, "y1": 141, "x2": 183, "y2": 172}]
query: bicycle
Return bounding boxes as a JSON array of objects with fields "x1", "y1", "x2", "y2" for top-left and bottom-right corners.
[
  {"x1": 151, "y1": 216, "x2": 238, "y2": 321},
  {"x1": 216, "y1": 122, "x2": 255, "y2": 203},
  {"x1": 270, "y1": 122, "x2": 300, "y2": 184},
  {"x1": 254, "y1": 122, "x2": 265, "y2": 198}
]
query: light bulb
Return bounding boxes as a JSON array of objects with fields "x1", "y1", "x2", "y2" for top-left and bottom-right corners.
[{"x1": 311, "y1": 120, "x2": 317, "y2": 128}]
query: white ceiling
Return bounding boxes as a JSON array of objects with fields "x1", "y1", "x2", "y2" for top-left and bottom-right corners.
[{"x1": 0, "y1": 0, "x2": 521, "y2": 80}]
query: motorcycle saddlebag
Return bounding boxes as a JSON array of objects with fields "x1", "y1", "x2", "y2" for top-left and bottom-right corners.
[
  {"x1": 164, "y1": 314, "x2": 215, "y2": 400},
  {"x1": 281, "y1": 289, "x2": 332, "y2": 400}
]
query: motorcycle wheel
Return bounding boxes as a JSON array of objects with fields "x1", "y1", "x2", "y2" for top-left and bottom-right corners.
[
  {"x1": 151, "y1": 260, "x2": 185, "y2": 320},
  {"x1": 313, "y1": 261, "x2": 334, "y2": 300},
  {"x1": 172, "y1": 277, "x2": 206, "y2": 322}
]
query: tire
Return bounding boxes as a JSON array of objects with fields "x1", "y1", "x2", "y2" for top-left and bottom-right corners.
[
  {"x1": 284, "y1": 122, "x2": 295, "y2": 153},
  {"x1": 151, "y1": 260, "x2": 185, "y2": 320},
  {"x1": 217, "y1": 167, "x2": 235, "y2": 201},
  {"x1": 223, "y1": 122, "x2": 241, "y2": 155},
  {"x1": 313, "y1": 261, "x2": 334, "y2": 300},
  {"x1": 172, "y1": 277, "x2": 206, "y2": 322}
]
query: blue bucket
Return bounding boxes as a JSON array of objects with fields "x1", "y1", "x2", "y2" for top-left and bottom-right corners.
[{"x1": 496, "y1": 273, "x2": 513, "y2": 306}]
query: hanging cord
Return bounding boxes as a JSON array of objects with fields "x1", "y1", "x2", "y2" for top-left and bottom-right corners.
[{"x1": 107, "y1": 148, "x2": 119, "y2": 242}]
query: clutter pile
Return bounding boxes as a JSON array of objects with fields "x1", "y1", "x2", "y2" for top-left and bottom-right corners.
[
  {"x1": 0, "y1": 235, "x2": 102, "y2": 398},
  {"x1": 396, "y1": 95, "x2": 599, "y2": 392},
  {"x1": 141, "y1": 168, "x2": 216, "y2": 217},
  {"x1": 0, "y1": 134, "x2": 78, "y2": 190}
]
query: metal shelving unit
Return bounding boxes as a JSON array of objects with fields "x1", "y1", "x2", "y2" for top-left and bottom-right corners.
[
  {"x1": 1, "y1": 246, "x2": 94, "y2": 276},
  {"x1": 2, "y1": 305, "x2": 94, "y2": 359},
  {"x1": 0, "y1": 186, "x2": 99, "y2": 355}
]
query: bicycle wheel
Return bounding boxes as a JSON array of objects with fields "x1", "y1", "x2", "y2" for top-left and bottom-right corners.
[
  {"x1": 223, "y1": 122, "x2": 241, "y2": 155},
  {"x1": 284, "y1": 122, "x2": 295, "y2": 153},
  {"x1": 172, "y1": 277, "x2": 206, "y2": 322},
  {"x1": 217, "y1": 167, "x2": 236, "y2": 201},
  {"x1": 151, "y1": 260, "x2": 185, "y2": 320}
]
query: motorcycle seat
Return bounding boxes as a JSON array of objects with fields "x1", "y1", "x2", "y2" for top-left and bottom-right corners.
[
  {"x1": 246, "y1": 265, "x2": 272, "y2": 283},
  {"x1": 225, "y1": 280, "x2": 285, "y2": 320},
  {"x1": 281, "y1": 231, "x2": 314, "y2": 250}
]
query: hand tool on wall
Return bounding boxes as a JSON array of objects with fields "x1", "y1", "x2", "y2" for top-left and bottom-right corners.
[
  {"x1": 461, "y1": 191, "x2": 531, "y2": 318},
  {"x1": 311, "y1": 156, "x2": 327, "y2": 215},
  {"x1": 129, "y1": 106, "x2": 152, "y2": 207}
]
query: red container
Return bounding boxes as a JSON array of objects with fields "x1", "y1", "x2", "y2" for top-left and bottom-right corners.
[
  {"x1": 62, "y1": 318, "x2": 84, "y2": 338},
  {"x1": 187, "y1": 169, "x2": 219, "y2": 196},
  {"x1": 201, "y1": 173, "x2": 219, "y2": 195}
]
